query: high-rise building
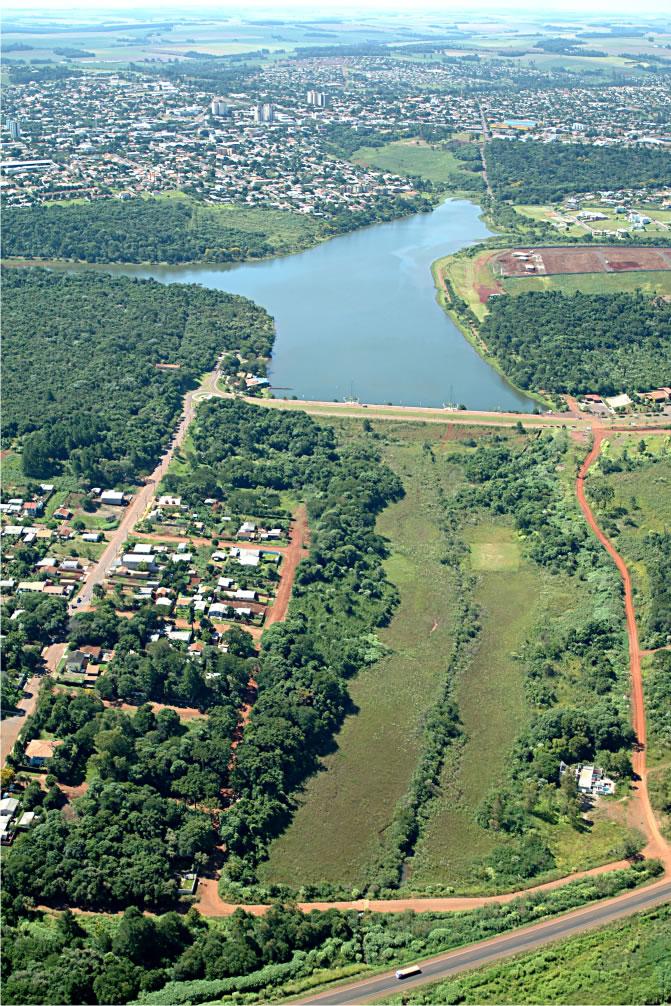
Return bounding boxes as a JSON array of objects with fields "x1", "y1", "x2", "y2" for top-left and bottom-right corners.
[
  {"x1": 306, "y1": 91, "x2": 328, "y2": 108},
  {"x1": 210, "y1": 99, "x2": 230, "y2": 118},
  {"x1": 252, "y1": 103, "x2": 275, "y2": 123},
  {"x1": 6, "y1": 118, "x2": 21, "y2": 140}
]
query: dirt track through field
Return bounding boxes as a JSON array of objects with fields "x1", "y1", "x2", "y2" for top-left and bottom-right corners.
[{"x1": 576, "y1": 430, "x2": 670, "y2": 869}]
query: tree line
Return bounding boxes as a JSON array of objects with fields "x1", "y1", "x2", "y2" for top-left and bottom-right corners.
[
  {"x1": 485, "y1": 139, "x2": 671, "y2": 204},
  {"x1": 1, "y1": 865, "x2": 660, "y2": 1005},
  {"x1": 479, "y1": 290, "x2": 671, "y2": 395}
]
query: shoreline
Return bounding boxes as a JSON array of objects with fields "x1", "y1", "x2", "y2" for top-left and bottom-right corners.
[{"x1": 430, "y1": 252, "x2": 553, "y2": 411}]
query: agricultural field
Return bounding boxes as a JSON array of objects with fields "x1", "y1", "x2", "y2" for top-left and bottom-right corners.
[
  {"x1": 351, "y1": 139, "x2": 482, "y2": 189},
  {"x1": 380, "y1": 905, "x2": 671, "y2": 1005}
]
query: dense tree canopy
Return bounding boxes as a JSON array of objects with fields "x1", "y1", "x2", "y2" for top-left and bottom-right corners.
[
  {"x1": 486, "y1": 139, "x2": 671, "y2": 204},
  {"x1": 2, "y1": 199, "x2": 324, "y2": 265},
  {"x1": 2, "y1": 268, "x2": 273, "y2": 484},
  {"x1": 480, "y1": 290, "x2": 671, "y2": 395}
]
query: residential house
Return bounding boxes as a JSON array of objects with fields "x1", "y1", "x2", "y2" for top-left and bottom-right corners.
[{"x1": 24, "y1": 738, "x2": 62, "y2": 768}]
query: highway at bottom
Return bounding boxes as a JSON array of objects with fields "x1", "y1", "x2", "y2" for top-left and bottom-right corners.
[{"x1": 295, "y1": 880, "x2": 671, "y2": 1005}]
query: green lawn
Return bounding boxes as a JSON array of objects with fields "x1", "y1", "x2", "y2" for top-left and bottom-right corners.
[
  {"x1": 379, "y1": 905, "x2": 671, "y2": 1005},
  {"x1": 352, "y1": 139, "x2": 481, "y2": 187}
]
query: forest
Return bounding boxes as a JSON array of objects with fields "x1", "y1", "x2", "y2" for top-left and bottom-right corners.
[
  {"x1": 1, "y1": 865, "x2": 660, "y2": 1006},
  {"x1": 485, "y1": 139, "x2": 671, "y2": 204},
  {"x1": 2, "y1": 199, "x2": 324, "y2": 265},
  {"x1": 479, "y1": 290, "x2": 671, "y2": 395},
  {"x1": 1, "y1": 268, "x2": 273, "y2": 485},
  {"x1": 2, "y1": 188, "x2": 435, "y2": 266}
]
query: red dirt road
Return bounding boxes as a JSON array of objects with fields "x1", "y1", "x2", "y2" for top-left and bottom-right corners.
[
  {"x1": 195, "y1": 859, "x2": 631, "y2": 918},
  {"x1": 576, "y1": 430, "x2": 670, "y2": 869},
  {"x1": 264, "y1": 506, "x2": 309, "y2": 628},
  {"x1": 1, "y1": 643, "x2": 67, "y2": 766}
]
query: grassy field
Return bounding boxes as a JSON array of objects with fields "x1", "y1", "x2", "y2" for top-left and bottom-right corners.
[
  {"x1": 380, "y1": 905, "x2": 671, "y2": 1005},
  {"x1": 503, "y1": 269, "x2": 671, "y2": 297},
  {"x1": 438, "y1": 250, "x2": 500, "y2": 322},
  {"x1": 259, "y1": 423, "x2": 468, "y2": 887},
  {"x1": 351, "y1": 139, "x2": 482, "y2": 188},
  {"x1": 407, "y1": 521, "x2": 602, "y2": 890}
]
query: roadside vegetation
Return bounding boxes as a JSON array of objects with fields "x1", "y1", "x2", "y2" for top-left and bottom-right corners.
[
  {"x1": 1, "y1": 864, "x2": 661, "y2": 1006},
  {"x1": 380, "y1": 904, "x2": 671, "y2": 1006},
  {"x1": 584, "y1": 432, "x2": 671, "y2": 835}
]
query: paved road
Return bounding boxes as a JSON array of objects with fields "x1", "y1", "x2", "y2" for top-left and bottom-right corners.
[
  {"x1": 70, "y1": 369, "x2": 219, "y2": 612},
  {"x1": 296, "y1": 880, "x2": 671, "y2": 1005}
]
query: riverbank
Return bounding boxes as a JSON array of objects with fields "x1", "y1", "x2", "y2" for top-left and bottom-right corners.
[
  {"x1": 431, "y1": 253, "x2": 554, "y2": 411},
  {"x1": 22, "y1": 199, "x2": 533, "y2": 412}
]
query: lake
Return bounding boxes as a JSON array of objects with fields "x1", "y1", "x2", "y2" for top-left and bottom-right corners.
[{"x1": 102, "y1": 199, "x2": 534, "y2": 411}]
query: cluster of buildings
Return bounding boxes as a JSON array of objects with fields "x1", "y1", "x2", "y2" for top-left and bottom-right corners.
[
  {"x1": 0, "y1": 70, "x2": 417, "y2": 213},
  {"x1": 105, "y1": 533, "x2": 281, "y2": 634},
  {"x1": 580, "y1": 387, "x2": 671, "y2": 416},
  {"x1": 4, "y1": 52, "x2": 667, "y2": 211},
  {"x1": 560, "y1": 761, "x2": 616, "y2": 797},
  {"x1": 0, "y1": 795, "x2": 37, "y2": 846}
]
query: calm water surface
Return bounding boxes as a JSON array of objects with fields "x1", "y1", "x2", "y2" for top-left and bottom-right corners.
[{"x1": 103, "y1": 199, "x2": 534, "y2": 411}]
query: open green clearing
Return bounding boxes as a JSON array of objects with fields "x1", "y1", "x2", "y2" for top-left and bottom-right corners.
[
  {"x1": 503, "y1": 269, "x2": 671, "y2": 298},
  {"x1": 406, "y1": 520, "x2": 621, "y2": 891},
  {"x1": 352, "y1": 140, "x2": 481, "y2": 188},
  {"x1": 259, "y1": 423, "x2": 466, "y2": 887},
  {"x1": 380, "y1": 904, "x2": 671, "y2": 1005}
]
